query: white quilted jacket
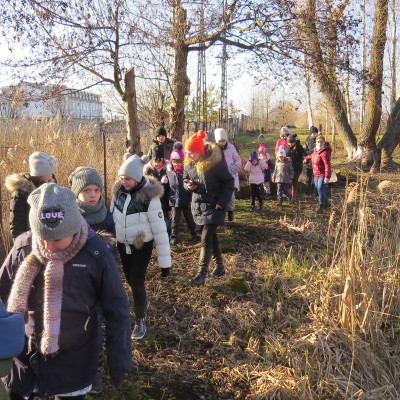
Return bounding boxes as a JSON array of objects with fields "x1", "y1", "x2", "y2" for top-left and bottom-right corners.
[{"x1": 111, "y1": 178, "x2": 171, "y2": 269}]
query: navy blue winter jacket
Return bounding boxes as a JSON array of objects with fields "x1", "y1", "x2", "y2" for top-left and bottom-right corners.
[{"x1": 0, "y1": 229, "x2": 132, "y2": 398}]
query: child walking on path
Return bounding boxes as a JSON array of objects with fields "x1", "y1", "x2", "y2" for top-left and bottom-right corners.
[
  {"x1": 183, "y1": 130, "x2": 234, "y2": 286},
  {"x1": 68, "y1": 166, "x2": 116, "y2": 394},
  {"x1": 303, "y1": 126, "x2": 319, "y2": 193},
  {"x1": 215, "y1": 128, "x2": 242, "y2": 221},
  {"x1": 274, "y1": 126, "x2": 290, "y2": 156},
  {"x1": 272, "y1": 146, "x2": 294, "y2": 206},
  {"x1": 69, "y1": 166, "x2": 115, "y2": 236},
  {"x1": 5, "y1": 151, "x2": 57, "y2": 240},
  {"x1": 286, "y1": 134, "x2": 305, "y2": 201},
  {"x1": 166, "y1": 142, "x2": 199, "y2": 246},
  {"x1": 244, "y1": 151, "x2": 267, "y2": 211},
  {"x1": 258, "y1": 144, "x2": 274, "y2": 199},
  {"x1": 144, "y1": 146, "x2": 171, "y2": 236},
  {"x1": 0, "y1": 183, "x2": 132, "y2": 400},
  {"x1": 111, "y1": 154, "x2": 171, "y2": 340}
]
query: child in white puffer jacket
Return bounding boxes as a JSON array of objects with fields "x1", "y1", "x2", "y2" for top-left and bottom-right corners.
[{"x1": 111, "y1": 153, "x2": 171, "y2": 341}]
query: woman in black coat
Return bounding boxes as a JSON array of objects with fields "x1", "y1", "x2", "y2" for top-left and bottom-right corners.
[
  {"x1": 183, "y1": 130, "x2": 234, "y2": 286},
  {"x1": 286, "y1": 134, "x2": 305, "y2": 201}
]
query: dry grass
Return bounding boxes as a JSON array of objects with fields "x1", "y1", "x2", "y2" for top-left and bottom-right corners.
[{"x1": 1, "y1": 120, "x2": 400, "y2": 399}]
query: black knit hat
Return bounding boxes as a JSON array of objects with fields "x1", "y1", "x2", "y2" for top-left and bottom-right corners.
[
  {"x1": 154, "y1": 126, "x2": 167, "y2": 138},
  {"x1": 152, "y1": 145, "x2": 165, "y2": 160},
  {"x1": 309, "y1": 126, "x2": 319, "y2": 134},
  {"x1": 288, "y1": 134, "x2": 297, "y2": 144}
]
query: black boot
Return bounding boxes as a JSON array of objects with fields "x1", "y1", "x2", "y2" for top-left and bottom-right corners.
[
  {"x1": 210, "y1": 244, "x2": 225, "y2": 277},
  {"x1": 191, "y1": 248, "x2": 212, "y2": 286}
]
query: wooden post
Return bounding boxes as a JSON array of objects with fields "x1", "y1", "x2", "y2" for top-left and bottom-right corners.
[{"x1": 101, "y1": 123, "x2": 108, "y2": 205}]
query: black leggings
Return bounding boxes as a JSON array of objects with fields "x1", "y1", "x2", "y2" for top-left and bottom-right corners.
[
  {"x1": 117, "y1": 240, "x2": 153, "y2": 319},
  {"x1": 250, "y1": 183, "x2": 263, "y2": 206},
  {"x1": 200, "y1": 224, "x2": 219, "y2": 253}
]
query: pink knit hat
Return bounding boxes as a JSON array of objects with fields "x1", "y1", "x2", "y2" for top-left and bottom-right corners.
[
  {"x1": 170, "y1": 142, "x2": 184, "y2": 161},
  {"x1": 258, "y1": 143, "x2": 267, "y2": 155}
]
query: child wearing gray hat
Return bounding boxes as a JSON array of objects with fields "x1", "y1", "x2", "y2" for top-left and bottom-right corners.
[
  {"x1": 111, "y1": 153, "x2": 171, "y2": 340},
  {"x1": 5, "y1": 151, "x2": 57, "y2": 240},
  {"x1": 68, "y1": 166, "x2": 115, "y2": 237},
  {"x1": 68, "y1": 166, "x2": 116, "y2": 394},
  {"x1": 0, "y1": 183, "x2": 132, "y2": 400}
]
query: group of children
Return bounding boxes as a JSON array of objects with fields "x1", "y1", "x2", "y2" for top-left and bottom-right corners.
[{"x1": 0, "y1": 124, "x2": 330, "y2": 399}]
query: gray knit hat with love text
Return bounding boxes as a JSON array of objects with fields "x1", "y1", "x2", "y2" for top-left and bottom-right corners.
[
  {"x1": 28, "y1": 183, "x2": 83, "y2": 240},
  {"x1": 68, "y1": 167, "x2": 103, "y2": 195}
]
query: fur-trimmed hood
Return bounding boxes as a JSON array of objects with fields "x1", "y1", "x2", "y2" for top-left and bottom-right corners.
[
  {"x1": 184, "y1": 142, "x2": 223, "y2": 174},
  {"x1": 5, "y1": 173, "x2": 37, "y2": 194},
  {"x1": 112, "y1": 176, "x2": 164, "y2": 202}
]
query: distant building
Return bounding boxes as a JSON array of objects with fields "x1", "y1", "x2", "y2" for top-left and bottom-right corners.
[{"x1": 0, "y1": 82, "x2": 102, "y2": 120}]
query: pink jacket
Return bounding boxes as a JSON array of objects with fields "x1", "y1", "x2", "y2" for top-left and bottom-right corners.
[
  {"x1": 244, "y1": 159, "x2": 267, "y2": 184},
  {"x1": 221, "y1": 142, "x2": 242, "y2": 190}
]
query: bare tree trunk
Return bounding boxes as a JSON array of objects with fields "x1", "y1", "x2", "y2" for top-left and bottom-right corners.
[
  {"x1": 299, "y1": 0, "x2": 358, "y2": 158},
  {"x1": 360, "y1": 0, "x2": 367, "y2": 134},
  {"x1": 123, "y1": 68, "x2": 140, "y2": 154},
  {"x1": 170, "y1": 0, "x2": 190, "y2": 142},
  {"x1": 390, "y1": 0, "x2": 397, "y2": 109},
  {"x1": 377, "y1": 96, "x2": 400, "y2": 168},
  {"x1": 358, "y1": 0, "x2": 389, "y2": 170},
  {"x1": 304, "y1": 53, "x2": 313, "y2": 127}
]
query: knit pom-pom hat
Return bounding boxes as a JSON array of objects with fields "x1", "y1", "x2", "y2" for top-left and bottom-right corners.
[
  {"x1": 170, "y1": 142, "x2": 184, "y2": 161},
  {"x1": 249, "y1": 151, "x2": 258, "y2": 161},
  {"x1": 288, "y1": 134, "x2": 297, "y2": 144},
  {"x1": 258, "y1": 143, "x2": 267, "y2": 155},
  {"x1": 152, "y1": 145, "x2": 165, "y2": 160},
  {"x1": 277, "y1": 145, "x2": 287, "y2": 157},
  {"x1": 185, "y1": 130, "x2": 206, "y2": 154},
  {"x1": 118, "y1": 154, "x2": 149, "y2": 182}
]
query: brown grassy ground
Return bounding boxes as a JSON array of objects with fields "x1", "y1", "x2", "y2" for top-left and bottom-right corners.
[{"x1": 1, "y1": 120, "x2": 400, "y2": 399}]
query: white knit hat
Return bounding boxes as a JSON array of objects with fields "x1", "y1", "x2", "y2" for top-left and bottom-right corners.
[
  {"x1": 215, "y1": 128, "x2": 228, "y2": 142},
  {"x1": 29, "y1": 152, "x2": 57, "y2": 177},
  {"x1": 118, "y1": 154, "x2": 149, "y2": 182},
  {"x1": 277, "y1": 145, "x2": 286, "y2": 157}
]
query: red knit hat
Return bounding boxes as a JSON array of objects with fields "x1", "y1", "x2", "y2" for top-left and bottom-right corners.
[{"x1": 185, "y1": 130, "x2": 206, "y2": 154}]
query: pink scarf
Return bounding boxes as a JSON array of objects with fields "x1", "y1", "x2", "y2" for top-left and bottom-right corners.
[{"x1": 7, "y1": 219, "x2": 88, "y2": 355}]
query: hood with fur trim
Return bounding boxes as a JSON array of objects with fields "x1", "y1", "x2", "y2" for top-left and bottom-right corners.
[
  {"x1": 5, "y1": 173, "x2": 37, "y2": 194},
  {"x1": 112, "y1": 176, "x2": 164, "y2": 203},
  {"x1": 184, "y1": 142, "x2": 223, "y2": 174}
]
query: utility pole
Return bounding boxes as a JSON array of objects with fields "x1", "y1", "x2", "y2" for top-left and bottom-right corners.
[
  {"x1": 219, "y1": 0, "x2": 228, "y2": 129},
  {"x1": 196, "y1": 3, "x2": 207, "y2": 131}
]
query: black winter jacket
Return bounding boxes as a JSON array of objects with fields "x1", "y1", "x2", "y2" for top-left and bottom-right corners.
[
  {"x1": 286, "y1": 140, "x2": 305, "y2": 172},
  {"x1": 144, "y1": 163, "x2": 170, "y2": 212},
  {"x1": 183, "y1": 144, "x2": 234, "y2": 226},
  {"x1": 5, "y1": 173, "x2": 56, "y2": 239},
  {"x1": 0, "y1": 229, "x2": 132, "y2": 398},
  {"x1": 303, "y1": 135, "x2": 316, "y2": 170},
  {"x1": 147, "y1": 138, "x2": 176, "y2": 160},
  {"x1": 166, "y1": 166, "x2": 192, "y2": 207}
]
